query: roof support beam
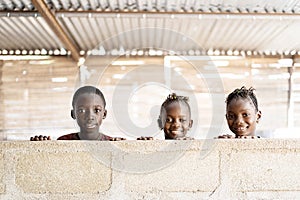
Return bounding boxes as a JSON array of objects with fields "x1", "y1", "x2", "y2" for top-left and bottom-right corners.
[
  {"x1": 31, "y1": 0, "x2": 81, "y2": 62},
  {"x1": 55, "y1": 10, "x2": 300, "y2": 19}
]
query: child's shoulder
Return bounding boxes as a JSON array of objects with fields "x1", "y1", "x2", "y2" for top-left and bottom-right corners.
[
  {"x1": 100, "y1": 133, "x2": 127, "y2": 141},
  {"x1": 57, "y1": 133, "x2": 80, "y2": 140},
  {"x1": 99, "y1": 133, "x2": 113, "y2": 141}
]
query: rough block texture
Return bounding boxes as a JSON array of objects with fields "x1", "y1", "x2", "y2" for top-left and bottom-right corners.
[
  {"x1": 0, "y1": 152, "x2": 4, "y2": 194},
  {"x1": 230, "y1": 151, "x2": 300, "y2": 191},
  {"x1": 124, "y1": 151, "x2": 219, "y2": 192},
  {"x1": 0, "y1": 139, "x2": 299, "y2": 199},
  {"x1": 16, "y1": 152, "x2": 112, "y2": 194}
]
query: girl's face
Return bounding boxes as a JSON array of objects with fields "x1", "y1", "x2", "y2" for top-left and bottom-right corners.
[
  {"x1": 72, "y1": 93, "x2": 107, "y2": 136},
  {"x1": 160, "y1": 102, "x2": 193, "y2": 139},
  {"x1": 226, "y1": 98, "x2": 261, "y2": 137}
]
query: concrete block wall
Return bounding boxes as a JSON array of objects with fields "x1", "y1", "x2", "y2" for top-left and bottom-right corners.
[{"x1": 0, "y1": 139, "x2": 299, "y2": 199}]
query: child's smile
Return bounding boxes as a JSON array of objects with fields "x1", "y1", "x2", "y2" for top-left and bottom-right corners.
[
  {"x1": 226, "y1": 98, "x2": 260, "y2": 137},
  {"x1": 233, "y1": 126, "x2": 248, "y2": 135},
  {"x1": 74, "y1": 93, "x2": 107, "y2": 137},
  {"x1": 162, "y1": 102, "x2": 192, "y2": 139}
]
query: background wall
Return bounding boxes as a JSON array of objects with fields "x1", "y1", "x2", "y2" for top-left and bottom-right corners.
[
  {"x1": 0, "y1": 56, "x2": 299, "y2": 140},
  {"x1": 0, "y1": 56, "x2": 300, "y2": 140}
]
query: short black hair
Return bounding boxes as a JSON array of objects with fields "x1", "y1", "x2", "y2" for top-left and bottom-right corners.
[
  {"x1": 226, "y1": 86, "x2": 258, "y2": 111},
  {"x1": 72, "y1": 86, "x2": 106, "y2": 108}
]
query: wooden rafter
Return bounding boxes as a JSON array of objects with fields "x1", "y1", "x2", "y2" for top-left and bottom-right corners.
[{"x1": 31, "y1": 0, "x2": 81, "y2": 62}]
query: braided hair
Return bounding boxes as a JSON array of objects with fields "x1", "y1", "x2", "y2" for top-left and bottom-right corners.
[
  {"x1": 226, "y1": 86, "x2": 258, "y2": 111},
  {"x1": 158, "y1": 93, "x2": 191, "y2": 129}
]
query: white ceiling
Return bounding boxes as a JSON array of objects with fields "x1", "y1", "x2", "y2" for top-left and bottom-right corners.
[{"x1": 1, "y1": 0, "x2": 300, "y2": 59}]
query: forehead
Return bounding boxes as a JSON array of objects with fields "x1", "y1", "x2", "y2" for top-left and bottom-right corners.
[
  {"x1": 74, "y1": 93, "x2": 104, "y2": 106},
  {"x1": 227, "y1": 98, "x2": 255, "y2": 111},
  {"x1": 164, "y1": 101, "x2": 190, "y2": 114}
]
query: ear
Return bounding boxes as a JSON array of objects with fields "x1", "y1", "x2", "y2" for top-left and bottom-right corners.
[
  {"x1": 225, "y1": 114, "x2": 228, "y2": 120},
  {"x1": 189, "y1": 119, "x2": 193, "y2": 129},
  {"x1": 256, "y1": 110, "x2": 262, "y2": 123},
  {"x1": 71, "y1": 110, "x2": 76, "y2": 119},
  {"x1": 103, "y1": 110, "x2": 107, "y2": 119},
  {"x1": 157, "y1": 117, "x2": 163, "y2": 130}
]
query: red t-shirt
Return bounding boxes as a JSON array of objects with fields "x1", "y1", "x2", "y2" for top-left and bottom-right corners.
[{"x1": 57, "y1": 133, "x2": 112, "y2": 140}]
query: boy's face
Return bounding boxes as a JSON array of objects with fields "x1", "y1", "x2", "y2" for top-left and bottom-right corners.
[
  {"x1": 226, "y1": 98, "x2": 261, "y2": 137},
  {"x1": 160, "y1": 102, "x2": 193, "y2": 139},
  {"x1": 72, "y1": 93, "x2": 107, "y2": 135}
]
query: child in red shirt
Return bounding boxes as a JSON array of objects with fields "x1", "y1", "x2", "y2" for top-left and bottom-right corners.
[{"x1": 30, "y1": 86, "x2": 124, "y2": 141}]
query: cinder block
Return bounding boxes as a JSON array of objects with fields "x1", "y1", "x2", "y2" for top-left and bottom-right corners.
[
  {"x1": 230, "y1": 150, "x2": 300, "y2": 191},
  {"x1": 16, "y1": 152, "x2": 111, "y2": 194},
  {"x1": 0, "y1": 152, "x2": 4, "y2": 193},
  {"x1": 244, "y1": 191, "x2": 300, "y2": 199},
  {"x1": 124, "y1": 150, "x2": 219, "y2": 192}
]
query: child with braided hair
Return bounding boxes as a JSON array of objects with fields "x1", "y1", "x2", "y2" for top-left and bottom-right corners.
[
  {"x1": 217, "y1": 86, "x2": 262, "y2": 139},
  {"x1": 158, "y1": 93, "x2": 194, "y2": 140},
  {"x1": 137, "y1": 93, "x2": 193, "y2": 140}
]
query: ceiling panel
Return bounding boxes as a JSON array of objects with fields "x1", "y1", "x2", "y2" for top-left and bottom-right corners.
[
  {"x1": 56, "y1": 14, "x2": 300, "y2": 53},
  {"x1": 1, "y1": 0, "x2": 300, "y2": 57},
  {"x1": 0, "y1": 15, "x2": 65, "y2": 51},
  {"x1": 1, "y1": 0, "x2": 300, "y2": 13}
]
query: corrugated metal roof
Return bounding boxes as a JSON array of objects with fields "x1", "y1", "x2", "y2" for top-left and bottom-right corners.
[
  {"x1": 2, "y1": 0, "x2": 300, "y2": 13},
  {"x1": 0, "y1": 15, "x2": 65, "y2": 50},
  {"x1": 1, "y1": 0, "x2": 300, "y2": 57}
]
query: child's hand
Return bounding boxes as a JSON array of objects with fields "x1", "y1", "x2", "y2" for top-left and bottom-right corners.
[
  {"x1": 30, "y1": 135, "x2": 51, "y2": 141},
  {"x1": 136, "y1": 136, "x2": 154, "y2": 140},
  {"x1": 175, "y1": 136, "x2": 194, "y2": 140},
  {"x1": 236, "y1": 135, "x2": 261, "y2": 139},
  {"x1": 109, "y1": 137, "x2": 126, "y2": 141},
  {"x1": 215, "y1": 134, "x2": 234, "y2": 139}
]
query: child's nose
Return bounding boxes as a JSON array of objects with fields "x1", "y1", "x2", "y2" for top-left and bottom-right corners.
[
  {"x1": 235, "y1": 115, "x2": 243, "y2": 124},
  {"x1": 85, "y1": 110, "x2": 95, "y2": 119},
  {"x1": 172, "y1": 120, "x2": 181, "y2": 127}
]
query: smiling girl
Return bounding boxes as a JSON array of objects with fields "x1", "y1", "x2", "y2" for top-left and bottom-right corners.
[{"x1": 218, "y1": 86, "x2": 262, "y2": 139}]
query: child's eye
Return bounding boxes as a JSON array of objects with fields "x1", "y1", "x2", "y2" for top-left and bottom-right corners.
[
  {"x1": 180, "y1": 118, "x2": 187, "y2": 122},
  {"x1": 227, "y1": 114, "x2": 235, "y2": 120},
  {"x1": 95, "y1": 109, "x2": 102, "y2": 113},
  {"x1": 166, "y1": 118, "x2": 172, "y2": 123},
  {"x1": 243, "y1": 113, "x2": 250, "y2": 117},
  {"x1": 78, "y1": 109, "x2": 85, "y2": 113}
]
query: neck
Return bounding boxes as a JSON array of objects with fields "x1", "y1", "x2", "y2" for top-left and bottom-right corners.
[{"x1": 78, "y1": 132, "x2": 102, "y2": 140}]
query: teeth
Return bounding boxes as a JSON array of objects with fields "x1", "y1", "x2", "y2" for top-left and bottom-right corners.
[
  {"x1": 172, "y1": 131, "x2": 181, "y2": 133},
  {"x1": 87, "y1": 124, "x2": 96, "y2": 128}
]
